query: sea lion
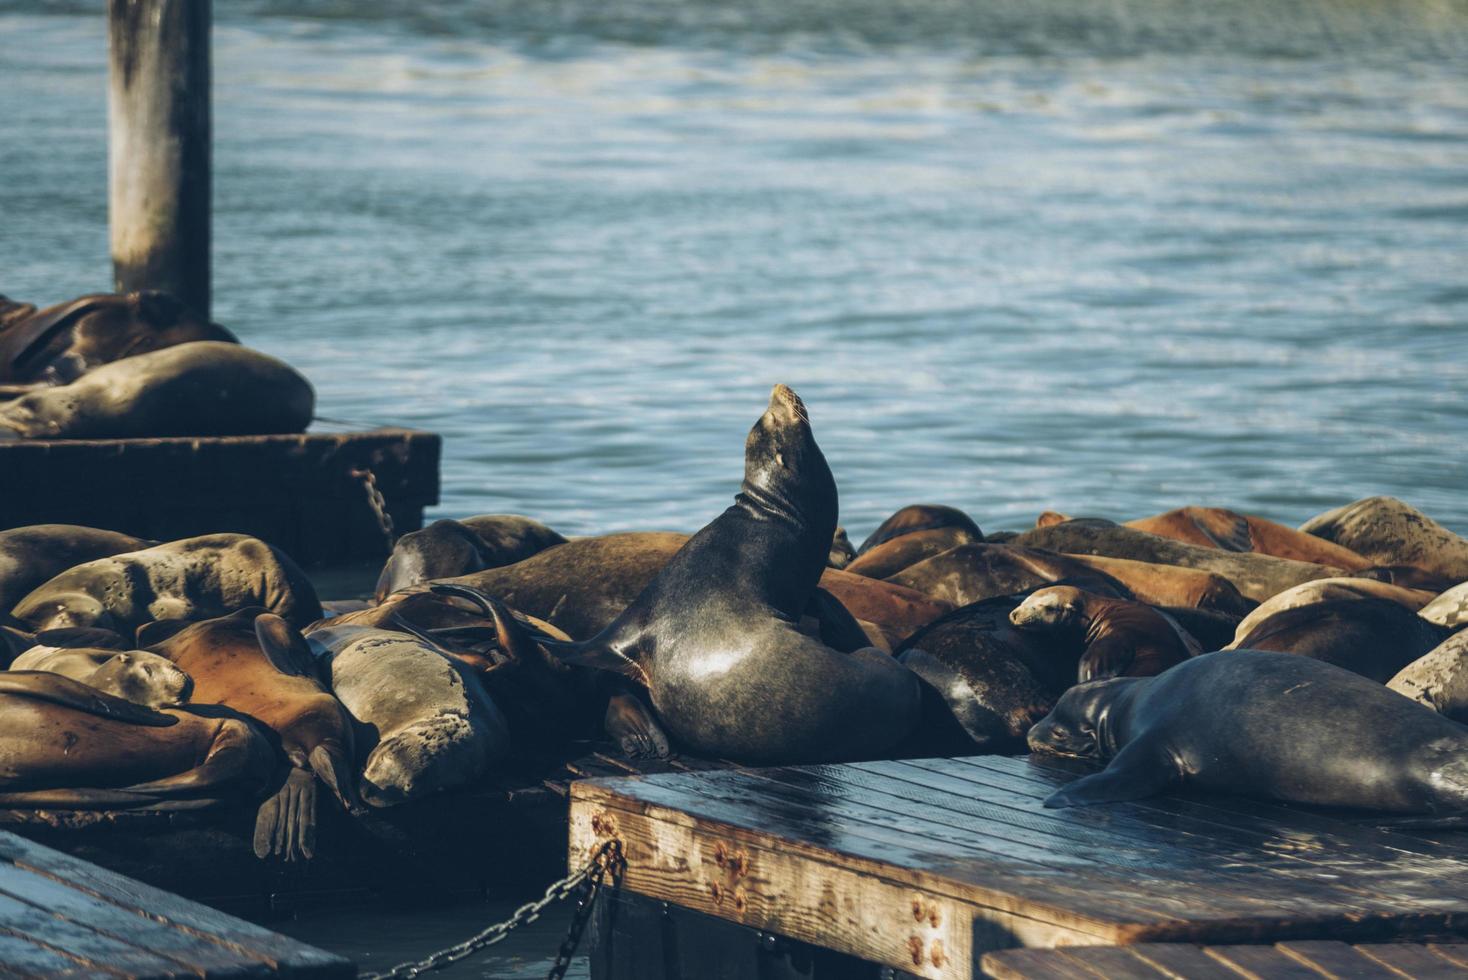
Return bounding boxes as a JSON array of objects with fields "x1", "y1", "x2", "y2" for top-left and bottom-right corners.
[
  {"x1": 1055, "y1": 554, "x2": 1256, "y2": 615},
  {"x1": 1226, "y1": 577, "x2": 1437, "y2": 648},
  {"x1": 1154, "y1": 606, "x2": 1242, "y2": 652},
  {"x1": 1125, "y1": 507, "x2": 1372, "y2": 570},
  {"x1": 1231, "y1": 598, "x2": 1452, "y2": 683},
  {"x1": 0, "y1": 524, "x2": 154, "y2": 615},
  {"x1": 0, "y1": 290, "x2": 236, "y2": 386},
  {"x1": 13, "y1": 533, "x2": 322, "y2": 634},
  {"x1": 885, "y1": 543, "x2": 1131, "y2": 608},
  {"x1": 1010, "y1": 586, "x2": 1201, "y2": 682},
  {"x1": 1388, "y1": 631, "x2": 1468, "y2": 724},
  {"x1": 817, "y1": 570, "x2": 954, "y2": 649},
  {"x1": 857, "y1": 504, "x2": 983, "y2": 555},
  {"x1": 9, "y1": 646, "x2": 191, "y2": 708},
  {"x1": 0, "y1": 671, "x2": 274, "y2": 809},
  {"x1": 845, "y1": 526, "x2": 980, "y2": 580},
  {"x1": 373, "y1": 515, "x2": 567, "y2": 603},
  {"x1": 828, "y1": 527, "x2": 856, "y2": 569},
  {"x1": 306, "y1": 623, "x2": 511, "y2": 806},
  {"x1": 1420, "y1": 583, "x2": 1468, "y2": 630},
  {"x1": 1300, "y1": 497, "x2": 1468, "y2": 585},
  {"x1": 145, "y1": 610, "x2": 361, "y2": 860},
  {"x1": 1031, "y1": 650, "x2": 1468, "y2": 814},
  {"x1": 0, "y1": 341, "x2": 312, "y2": 439},
  {"x1": 1009, "y1": 521, "x2": 1338, "y2": 602},
  {"x1": 541, "y1": 385, "x2": 921, "y2": 763}
]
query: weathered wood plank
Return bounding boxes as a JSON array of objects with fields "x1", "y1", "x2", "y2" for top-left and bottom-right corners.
[
  {"x1": 1355, "y1": 942, "x2": 1468, "y2": 980},
  {"x1": 0, "y1": 931, "x2": 109, "y2": 979},
  {"x1": 979, "y1": 947, "x2": 1108, "y2": 979},
  {"x1": 1050, "y1": 946, "x2": 1175, "y2": 979},
  {"x1": 0, "y1": 889, "x2": 188, "y2": 976},
  {"x1": 1128, "y1": 943, "x2": 1248, "y2": 978},
  {"x1": 1204, "y1": 943, "x2": 1331, "y2": 978},
  {"x1": 1276, "y1": 940, "x2": 1405, "y2": 978}
]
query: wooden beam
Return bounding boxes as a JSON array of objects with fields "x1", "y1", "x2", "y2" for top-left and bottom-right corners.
[{"x1": 108, "y1": 0, "x2": 211, "y2": 319}]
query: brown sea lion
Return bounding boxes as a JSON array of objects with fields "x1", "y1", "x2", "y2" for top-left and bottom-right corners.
[
  {"x1": 1231, "y1": 597, "x2": 1453, "y2": 683},
  {"x1": 1056, "y1": 554, "x2": 1255, "y2": 614},
  {"x1": 373, "y1": 515, "x2": 568, "y2": 603},
  {"x1": 0, "y1": 290, "x2": 236, "y2": 386},
  {"x1": 817, "y1": 570, "x2": 954, "y2": 649},
  {"x1": 0, "y1": 672, "x2": 274, "y2": 809},
  {"x1": 1124, "y1": 507, "x2": 1372, "y2": 570},
  {"x1": 1300, "y1": 497, "x2": 1468, "y2": 584},
  {"x1": 885, "y1": 543, "x2": 1131, "y2": 608},
  {"x1": 9, "y1": 645, "x2": 192, "y2": 708},
  {"x1": 13, "y1": 533, "x2": 322, "y2": 634},
  {"x1": 844, "y1": 526, "x2": 979, "y2": 580},
  {"x1": 1225, "y1": 577, "x2": 1436, "y2": 649},
  {"x1": 1009, "y1": 521, "x2": 1338, "y2": 602},
  {"x1": 0, "y1": 524, "x2": 154, "y2": 616},
  {"x1": 857, "y1": 504, "x2": 982, "y2": 556},
  {"x1": 0, "y1": 341, "x2": 312, "y2": 439},
  {"x1": 145, "y1": 610, "x2": 361, "y2": 860},
  {"x1": 1010, "y1": 586, "x2": 1201, "y2": 682}
]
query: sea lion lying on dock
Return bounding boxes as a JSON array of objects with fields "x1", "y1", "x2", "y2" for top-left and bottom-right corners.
[
  {"x1": 885, "y1": 544, "x2": 1131, "y2": 608},
  {"x1": 9, "y1": 645, "x2": 191, "y2": 708},
  {"x1": 1010, "y1": 586, "x2": 1200, "y2": 682},
  {"x1": 1053, "y1": 554, "x2": 1255, "y2": 615},
  {"x1": 1229, "y1": 597, "x2": 1451, "y2": 683},
  {"x1": 0, "y1": 290, "x2": 235, "y2": 387},
  {"x1": 373, "y1": 515, "x2": 567, "y2": 603},
  {"x1": 0, "y1": 671, "x2": 274, "y2": 810},
  {"x1": 1120, "y1": 507, "x2": 1372, "y2": 570},
  {"x1": 12, "y1": 533, "x2": 322, "y2": 635},
  {"x1": 1300, "y1": 497, "x2": 1468, "y2": 585},
  {"x1": 1225, "y1": 577, "x2": 1437, "y2": 648},
  {"x1": 844, "y1": 526, "x2": 982, "y2": 580},
  {"x1": 0, "y1": 341, "x2": 312, "y2": 439},
  {"x1": 0, "y1": 524, "x2": 154, "y2": 615},
  {"x1": 1032, "y1": 650, "x2": 1468, "y2": 815},
  {"x1": 857, "y1": 504, "x2": 983, "y2": 555},
  {"x1": 1388, "y1": 631, "x2": 1468, "y2": 725}
]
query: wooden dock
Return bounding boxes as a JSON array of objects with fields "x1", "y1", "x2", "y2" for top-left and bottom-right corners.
[
  {"x1": 983, "y1": 941, "x2": 1468, "y2": 979},
  {"x1": 0, "y1": 428, "x2": 439, "y2": 565},
  {"x1": 0, "y1": 829, "x2": 350, "y2": 977},
  {"x1": 568, "y1": 754, "x2": 1468, "y2": 980}
]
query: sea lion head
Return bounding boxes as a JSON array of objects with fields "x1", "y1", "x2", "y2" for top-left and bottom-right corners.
[
  {"x1": 828, "y1": 527, "x2": 856, "y2": 569},
  {"x1": 742, "y1": 384, "x2": 836, "y2": 534},
  {"x1": 1010, "y1": 586, "x2": 1087, "y2": 631},
  {"x1": 88, "y1": 650, "x2": 194, "y2": 708},
  {"x1": 1026, "y1": 677, "x2": 1130, "y2": 760},
  {"x1": 358, "y1": 713, "x2": 494, "y2": 808},
  {"x1": 374, "y1": 520, "x2": 488, "y2": 603}
]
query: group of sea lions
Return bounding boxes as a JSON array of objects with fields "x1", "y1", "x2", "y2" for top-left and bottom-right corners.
[
  {"x1": 3, "y1": 384, "x2": 1468, "y2": 864},
  {"x1": 0, "y1": 289, "x2": 312, "y2": 438}
]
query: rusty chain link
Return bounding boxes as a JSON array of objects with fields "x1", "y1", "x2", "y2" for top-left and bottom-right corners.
[{"x1": 349, "y1": 466, "x2": 397, "y2": 550}]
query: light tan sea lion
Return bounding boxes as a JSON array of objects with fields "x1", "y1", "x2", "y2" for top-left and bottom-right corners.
[
  {"x1": 1388, "y1": 631, "x2": 1468, "y2": 724},
  {"x1": 0, "y1": 524, "x2": 154, "y2": 616},
  {"x1": 1301, "y1": 497, "x2": 1468, "y2": 585},
  {"x1": 9, "y1": 646, "x2": 191, "y2": 708},
  {"x1": 1420, "y1": 583, "x2": 1468, "y2": 630}
]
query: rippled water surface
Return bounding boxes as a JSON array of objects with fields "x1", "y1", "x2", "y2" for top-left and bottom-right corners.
[{"x1": 3, "y1": 0, "x2": 1466, "y2": 544}]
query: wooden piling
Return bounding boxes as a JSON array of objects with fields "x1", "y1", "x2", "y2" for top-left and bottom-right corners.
[{"x1": 108, "y1": 0, "x2": 211, "y2": 319}]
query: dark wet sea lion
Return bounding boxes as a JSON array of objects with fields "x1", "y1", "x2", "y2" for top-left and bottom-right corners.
[
  {"x1": 857, "y1": 504, "x2": 982, "y2": 556},
  {"x1": 1155, "y1": 606, "x2": 1241, "y2": 652},
  {"x1": 1226, "y1": 577, "x2": 1436, "y2": 648},
  {"x1": 1009, "y1": 521, "x2": 1338, "y2": 602},
  {"x1": 373, "y1": 515, "x2": 567, "y2": 603},
  {"x1": 9, "y1": 645, "x2": 192, "y2": 708},
  {"x1": 1388, "y1": 631, "x2": 1468, "y2": 724},
  {"x1": 1420, "y1": 583, "x2": 1468, "y2": 630},
  {"x1": 0, "y1": 290, "x2": 236, "y2": 386},
  {"x1": 0, "y1": 524, "x2": 154, "y2": 615},
  {"x1": 540, "y1": 385, "x2": 921, "y2": 763},
  {"x1": 146, "y1": 610, "x2": 361, "y2": 860},
  {"x1": 1009, "y1": 586, "x2": 1200, "y2": 682},
  {"x1": 1057, "y1": 554, "x2": 1255, "y2": 615},
  {"x1": 828, "y1": 527, "x2": 856, "y2": 569},
  {"x1": 0, "y1": 341, "x2": 312, "y2": 439},
  {"x1": 13, "y1": 533, "x2": 322, "y2": 634},
  {"x1": 844, "y1": 526, "x2": 979, "y2": 580},
  {"x1": 1231, "y1": 597, "x2": 1452, "y2": 683},
  {"x1": 0, "y1": 672, "x2": 273, "y2": 809},
  {"x1": 1031, "y1": 650, "x2": 1468, "y2": 814},
  {"x1": 885, "y1": 543, "x2": 1131, "y2": 608},
  {"x1": 1125, "y1": 507, "x2": 1372, "y2": 570},
  {"x1": 1301, "y1": 497, "x2": 1468, "y2": 584}
]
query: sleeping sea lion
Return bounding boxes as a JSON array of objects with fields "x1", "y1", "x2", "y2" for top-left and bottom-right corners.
[
  {"x1": 13, "y1": 533, "x2": 322, "y2": 634},
  {"x1": 0, "y1": 671, "x2": 273, "y2": 809},
  {"x1": 1230, "y1": 597, "x2": 1452, "y2": 683},
  {"x1": 1300, "y1": 497, "x2": 1468, "y2": 585},
  {"x1": 1031, "y1": 650, "x2": 1468, "y2": 815},
  {"x1": 373, "y1": 515, "x2": 567, "y2": 603},
  {"x1": 1010, "y1": 586, "x2": 1201, "y2": 682},
  {"x1": 1420, "y1": 582, "x2": 1468, "y2": 630},
  {"x1": 857, "y1": 504, "x2": 983, "y2": 556},
  {"x1": 0, "y1": 524, "x2": 154, "y2": 615},
  {"x1": 537, "y1": 385, "x2": 921, "y2": 763},
  {"x1": 1225, "y1": 577, "x2": 1437, "y2": 648},
  {"x1": 1388, "y1": 631, "x2": 1468, "y2": 725},
  {"x1": 1054, "y1": 554, "x2": 1256, "y2": 615},
  {"x1": 0, "y1": 341, "x2": 312, "y2": 439},
  {"x1": 9, "y1": 646, "x2": 191, "y2": 708},
  {"x1": 1125, "y1": 507, "x2": 1372, "y2": 570},
  {"x1": 885, "y1": 544, "x2": 1131, "y2": 608},
  {"x1": 844, "y1": 527, "x2": 981, "y2": 580}
]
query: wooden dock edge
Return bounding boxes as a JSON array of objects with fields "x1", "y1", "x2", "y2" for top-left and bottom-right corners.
[{"x1": 568, "y1": 780, "x2": 1114, "y2": 980}]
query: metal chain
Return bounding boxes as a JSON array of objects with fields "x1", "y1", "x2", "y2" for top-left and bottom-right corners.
[
  {"x1": 358, "y1": 840, "x2": 623, "y2": 980},
  {"x1": 350, "y1": 466, "x2": 397, "y2": 550}
]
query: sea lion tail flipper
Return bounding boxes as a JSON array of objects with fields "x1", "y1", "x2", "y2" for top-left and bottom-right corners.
[
  {"x1": 253, "y1": 768, "x2": 318, "y2": 862},
  {"x1": 310, "y1": 742, "x2": 366, "y2": 816},
  {"x1": 604, "y1": 692, "x2": 671, "y2": 759},
  {"x1": 0, "y1": 672, "x2": 176, "y2": 727},
  {"x1": 1043, "y1": 743, "x2": 1177, "y2": 808}
]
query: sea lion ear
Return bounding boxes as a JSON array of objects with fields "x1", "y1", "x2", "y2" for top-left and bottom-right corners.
[
  {"x1": 254, "y1": 614, "x2": 317, "y2": 678},
  {"x1": 136, "y1": 619, "x2": 193, "y2": 648}
]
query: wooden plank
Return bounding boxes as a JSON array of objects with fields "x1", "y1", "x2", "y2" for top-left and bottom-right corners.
[
  {"x1": 1052, "y1": 946, "x2": 1177, "y2": 978},
  {"x1": 1204, "y1": 944, "x2": 1331, "y2": 978},
  {"x1": 1276, "y1": 941, "x2": 1405, "y2": 978},
  {"x1": 1355, "y1": 943, "x2": 1468, "y2": 979},
  {"x1": 1130, "y1": 943, "x2": 1254, "y2": 978},
  {"x1": 0, "y1": 932, "x2": 109, "y2": 979},
  {"x1": 0, "y1": 889, "x2": 187, "y2": 976},
  {"x1": 980, "y1": 947, "x2": 1108, "y2": 979}
]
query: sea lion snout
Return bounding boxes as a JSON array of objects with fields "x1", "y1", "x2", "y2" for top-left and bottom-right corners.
[{"x1": 767, "y1": 384, "x2": 807, "y2": 425}]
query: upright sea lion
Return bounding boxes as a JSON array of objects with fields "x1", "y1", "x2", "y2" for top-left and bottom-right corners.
[
  {"x1": 1225, "y1": 577, "x2": 1437, "y2": 648},
  {"x1": 9, "y1": 646, "x2": 191, "y2": 708},
  {"x1": 1057, "y1": 554, "x2": 1255, "y2": 615},
  {"x1": 1420, "y1": 583, "x2": 1468, "y2": 630},
  {"x1": 373, "y1": 515, "x2": 567, "y2": 603},
  {"x1": 0, "y1": 524, "x2": 154, "y2": 615},
  {"x1": 0, "y1": 341, "x2": 312, "y2": 439},
  {"x1": 13, "y1": 533, "x2": 322, "y2": 634},
  {"x1": 146, "y1": 611, "x2": 361, "y2": 860},
  {"x1": 1009, "y1": 521, "x2": 1338, "y2": 602},
  {"x1": 1031, "y1": 650, "x2": 1468, "y2": 814},
  {"x1": 0, "y1": 672, "x2": 274, "y2": 809},
  {"x1": 540, "y1": 385, "x2": 921, "y2": 763},
  {"x1": 0, "y1": 290, "x2": 236, "y2": 386},
  {"x1": 885, "y1": 544, "x2": 1131, "y2": 608},
  {"x1": 1388, "y1": 631, "x2": 1468, "y2": 725},
  {"x1": 857, "y1": 504, "x2": 983, "y2": 556},
  {"x1": 1010, "y1": 586, "x2": 1201, "y2": 682},
  {"x1": 844, "y1": 527, "x2": 980, "y2": 580},
  {"x1": 1231, "y1": 598, "x2": 1452, "y2": 683},
  {"x1": 1300, "y1": 497, "x2": 1468, "y2": 584},
  {"x1": 1125, "y1": 507, "x2": 1372, "y2": 570}
]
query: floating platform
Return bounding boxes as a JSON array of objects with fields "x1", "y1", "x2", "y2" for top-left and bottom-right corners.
[
  {"x1": 0, "y1": 829, "x2": 350, "y2": 977},
  {"x1": 983, "y1": 940, "x2": 1468, "y2": 979},
  {"x1": 569, "y1": 754, "x2": 1468, "y2": 980},
  {"x1": 0, "y1": 428, "x2": 440, "y2": 565}
]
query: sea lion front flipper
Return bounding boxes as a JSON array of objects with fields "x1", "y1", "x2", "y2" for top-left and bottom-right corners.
[
  {"x1": 803, "y1": 587, "x2": 870, "y2": 654},
  {"x1": 0, "y1": 672, "x2": 176, "y2": 727},
  {"x1": 604, "y1": 692, "x2": 671, "y2": 759},
  {"x1": 1044, "y1": 743, "x2": 1178, "y2": 808},
  {"x1": 254, "y1": 767, "x2": 318, "y2": 862},
  {"x1": 1192, "y1": 508, "x2": 1254, "y2": 553},
  {"x1": 1078, "y1": 636, "x2": 1136, "y2": 682},
  {"x1": 254, "y1": 614, "x2": 318, "y2": 679},
  {"x1": 309, "y1": 742, "x2": 365, "y2": 816}
]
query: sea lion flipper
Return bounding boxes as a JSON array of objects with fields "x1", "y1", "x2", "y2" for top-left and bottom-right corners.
[
  {"x1": 1078, "y1": 636, "x2": 1136, "y2": 682},
  {"x1": 1044, "y1": 743, "x2": 1177, "y2": 808},
  {"x1": 254, "y1": 768, "x2": 318, "y2": 862},
  {"x1": 1193, "y1": 508, "x2": 1254, "y2": 553},
  {"x1": 804, "y1": 587, "x2": 870, "y2": 653},
  {"x1": 0, "y1": 672, "x2": 176, "y2": 726},
  {"x1": 605, "y1": 692, "x2": 671, "y2": 759},
  {"x1": 309, "y1": 742, "x2": 364, "y2": 816},
  {"x1": 253, "y1": 614, "x2": 317, "y2": 679}
]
